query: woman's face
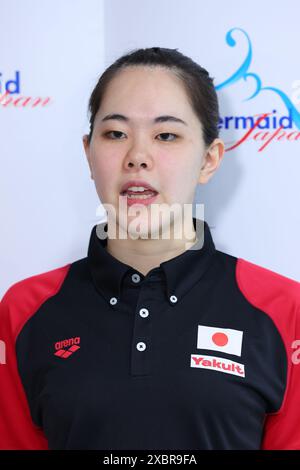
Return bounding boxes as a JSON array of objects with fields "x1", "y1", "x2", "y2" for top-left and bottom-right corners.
[{"x1": 83, "y1": 66, "x2": 223, "y2": 237}]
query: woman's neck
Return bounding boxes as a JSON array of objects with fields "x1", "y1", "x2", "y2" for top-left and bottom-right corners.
[{"x1": 105, "y1": 219, "x2": 197, "y2": 276}]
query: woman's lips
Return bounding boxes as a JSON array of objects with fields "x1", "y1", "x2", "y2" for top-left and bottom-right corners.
[{"x1": 120, "y1": 191, "x2": 159, "y2": 206}]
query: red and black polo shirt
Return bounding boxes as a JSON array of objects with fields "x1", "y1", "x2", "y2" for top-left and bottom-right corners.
[{"x1": 1, "y1": 218, "x2": 300, "y2": 450}]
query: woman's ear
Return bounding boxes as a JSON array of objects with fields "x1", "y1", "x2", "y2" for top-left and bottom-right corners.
[
  {"x1": 82, "y1": 135, "x2": 94, "y2": 180},
  {"x1": 198, "y1": 138, "x2": 225, "y2": 184}
]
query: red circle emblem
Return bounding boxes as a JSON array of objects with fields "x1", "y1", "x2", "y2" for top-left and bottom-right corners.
[{"x1": 212, "y1": 332, "x2": 228, "y2": 347}]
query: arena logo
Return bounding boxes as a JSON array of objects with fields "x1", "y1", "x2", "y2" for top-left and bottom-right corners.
[
  {"x1": 0, "y1": 70, "x2": 51, "y2": 107},
  {"x1": 216, "y1": 28, "x2": 300, "y2": 152}
]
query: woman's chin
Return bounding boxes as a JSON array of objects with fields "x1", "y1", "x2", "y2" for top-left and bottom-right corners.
[{"x1": 120, "y1": 217, "x2": 161, "y2": 240}]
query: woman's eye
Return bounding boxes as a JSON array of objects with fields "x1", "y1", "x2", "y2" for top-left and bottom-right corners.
[
  {"x1": 157, "y1": 133, "x2": 178, "y2": 142},
  {"x1": 104, "y1": 130, "x2": 126, "y2": 139},
  {"x1": 103, "y1": 131, "x2": 178, "y2": 141}
]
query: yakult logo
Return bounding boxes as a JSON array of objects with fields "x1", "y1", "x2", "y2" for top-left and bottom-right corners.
[{"x1": 191, "y1": 354, "x2": 245, "y2": 378}]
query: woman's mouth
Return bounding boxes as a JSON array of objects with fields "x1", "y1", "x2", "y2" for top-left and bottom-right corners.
[{"x1": 120, "y1": 189, "x2": 159, "y2": 206}]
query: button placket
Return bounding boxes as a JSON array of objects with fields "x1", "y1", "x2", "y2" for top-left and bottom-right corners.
[{"x1": 130, "y1": 287, "x2": 153, "y2": 376}]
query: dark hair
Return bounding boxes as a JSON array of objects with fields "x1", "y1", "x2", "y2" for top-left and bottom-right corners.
[{"x1": 86, "y1": 46, "x2": 220, "y2": 147}]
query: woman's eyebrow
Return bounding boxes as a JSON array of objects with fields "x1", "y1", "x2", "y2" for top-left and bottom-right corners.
[{"x1": 101, "y1": 113, "x2": 188, "y2": 126}]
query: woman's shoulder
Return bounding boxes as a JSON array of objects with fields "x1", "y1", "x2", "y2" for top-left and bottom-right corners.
[
  {"x1": 1, "y1": 263, "x2": 71, "y2": 305},
  {"x1": 236, "y1": 256, "x2": 300, "y2": 300},
  {"x1": 215, "y1": 248, "x2": 299, "y2": 297},
  {"x1": 233, "y1": 256, "x2": 300, "y2": 330},
  {"x1": 0, "y1": 263, "x2": 72, "y2": 337}
]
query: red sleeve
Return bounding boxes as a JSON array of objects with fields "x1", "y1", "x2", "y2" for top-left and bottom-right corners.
[
  {"x1": 236, "y1": 258, "x2": 300, "y2": 449},
  {"x1": 261, "y1": 305, "x2": 300, "y2": 450},
  {"x1": 0, "y1": 265, "x2": 70, "y2": 449}
]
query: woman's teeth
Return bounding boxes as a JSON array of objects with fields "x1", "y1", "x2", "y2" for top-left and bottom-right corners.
[{"x1": 126, "y1": 193, "x2": 155, "y2": 199}]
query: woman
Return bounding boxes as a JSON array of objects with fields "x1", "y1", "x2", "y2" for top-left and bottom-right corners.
[{"x1": 0, "y1": 47, "x2": 299, "y2": 450}]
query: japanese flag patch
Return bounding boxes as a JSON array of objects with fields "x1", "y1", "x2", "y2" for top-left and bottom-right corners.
[{"x1": 196, "y1": 325, "x2": 243, "y2": 357}]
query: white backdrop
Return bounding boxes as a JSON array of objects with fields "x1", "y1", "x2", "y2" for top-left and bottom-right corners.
[
  {"x1": 1, "y1": 0, "x2": 300, "y2": 298},
  {"x1": 0, "y1": 0, "x2": 105, "y2": 298}
]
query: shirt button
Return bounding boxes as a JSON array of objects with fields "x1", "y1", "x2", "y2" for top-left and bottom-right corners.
[
  {"x1": 136, "y1": 342, "x2": 146, "y2": 351},
  {"x1": 170, "y1": 295, "x2": 178, "y2": 303},
  {"x1": 110, "y1": 297, "x2": 118, "y2": 305},
  {"x1": 139, "y1": 308, "x2": 149, "y2": 318},
  {"x1": 131, "y1": 273, "x2": 141, "y2": 283}
]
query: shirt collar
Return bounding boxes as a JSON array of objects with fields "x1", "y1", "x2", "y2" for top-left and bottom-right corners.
[{"x1": 87, "y1": 217, "x2": 216, "y2": 306}]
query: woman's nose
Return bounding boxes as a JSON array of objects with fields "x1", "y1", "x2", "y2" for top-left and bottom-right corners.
[{"x1": 124, "y1": 144, "x2": 153, "y2": 169}]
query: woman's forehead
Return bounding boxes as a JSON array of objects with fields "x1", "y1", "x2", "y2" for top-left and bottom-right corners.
[
  {"x1": 103, "y1": 66, "x2": 187, "y2": 101},
  {"x1": 96, "y1": 68, "x2": 199, "y2": 126}
]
